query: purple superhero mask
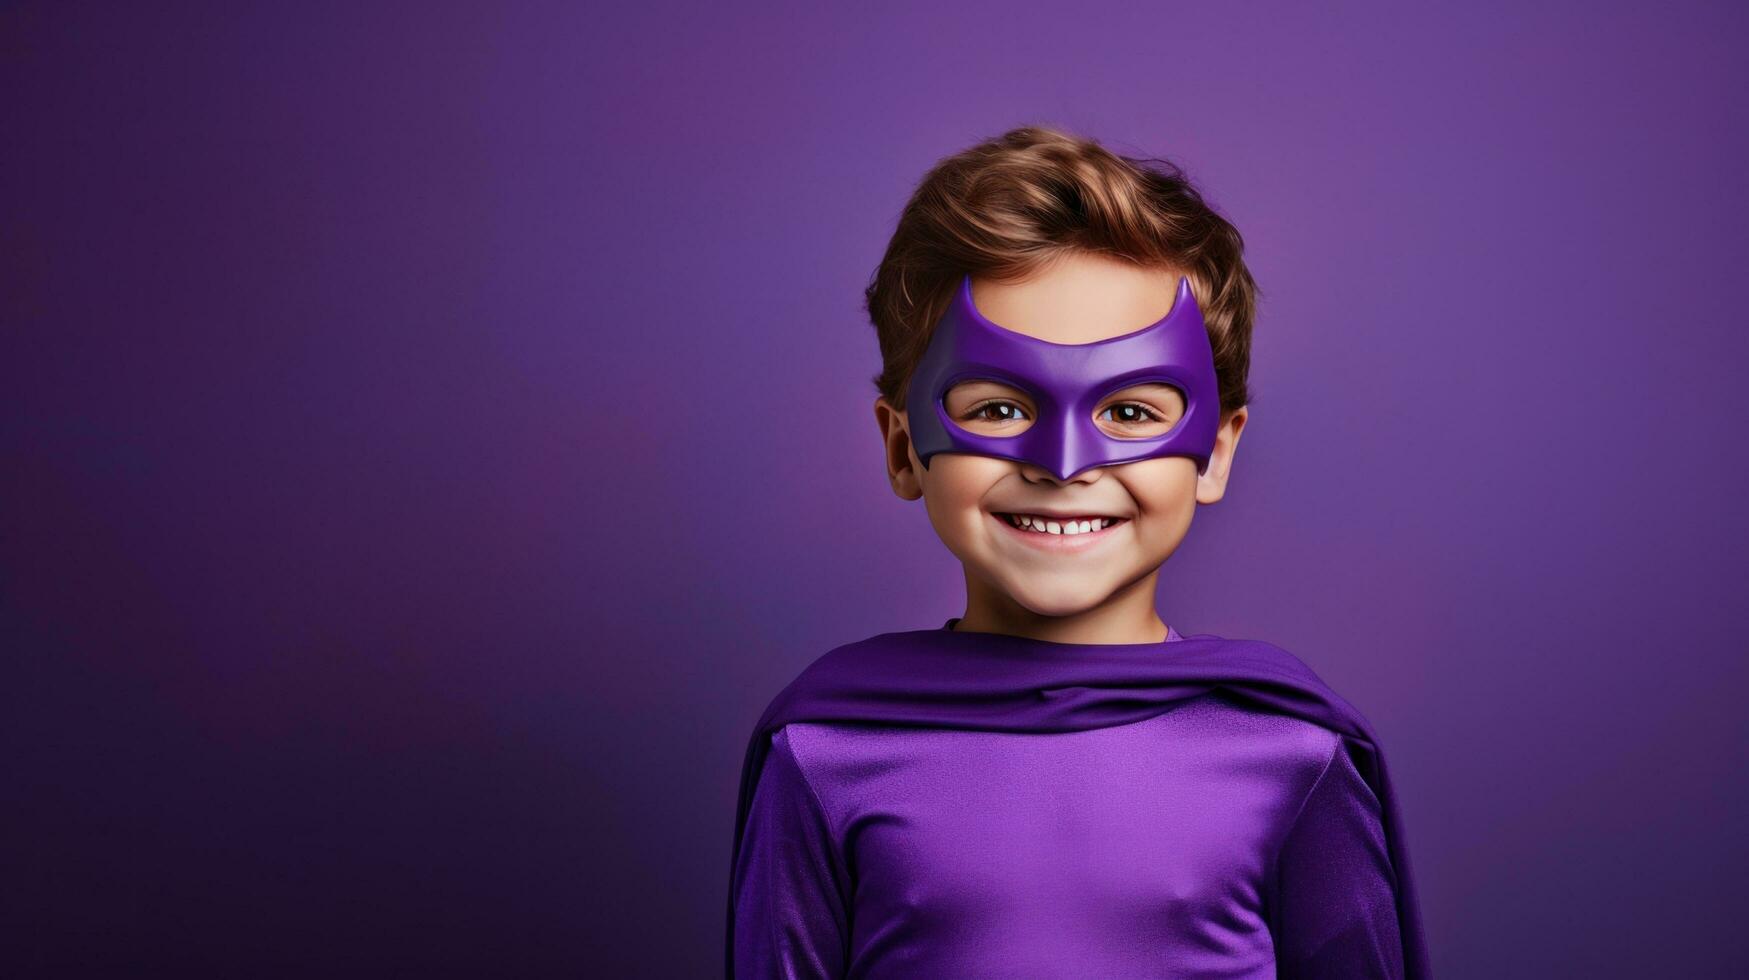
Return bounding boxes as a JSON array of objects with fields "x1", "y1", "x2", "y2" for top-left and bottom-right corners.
[{"x1": 905, "y1": 274, "x2": 1222, "y2": 480}]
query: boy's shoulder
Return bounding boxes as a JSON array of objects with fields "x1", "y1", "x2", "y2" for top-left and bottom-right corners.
[{"x1": 777, "y1": 625, "x2": 1341, "y2": 689}]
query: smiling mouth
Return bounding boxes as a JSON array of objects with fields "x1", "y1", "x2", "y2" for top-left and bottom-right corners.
[{"x1": 995, "y1": 513, "x2": 1127, "y2": 536}]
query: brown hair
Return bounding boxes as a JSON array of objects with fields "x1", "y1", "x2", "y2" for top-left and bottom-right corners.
[{"x1": 864, "y1": 126, "x2": 1257, "y2": 417}]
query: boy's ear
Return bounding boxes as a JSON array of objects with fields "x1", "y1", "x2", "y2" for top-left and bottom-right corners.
[
  {"x1": 873, "y1": 396, "x2": 924, "y2": 501},
  {"x1": 1195, "y1": 405, "x2": 1249, "y2": 505}
]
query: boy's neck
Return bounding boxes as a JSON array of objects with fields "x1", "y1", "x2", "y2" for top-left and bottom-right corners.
[{"x1": 953, "y1": 567, "x2": 1170, "y2": 645}]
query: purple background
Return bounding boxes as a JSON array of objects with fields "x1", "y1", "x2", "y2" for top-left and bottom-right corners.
[{"x1": 4, "y1": 2, "x2": 1745, "y2": 976}]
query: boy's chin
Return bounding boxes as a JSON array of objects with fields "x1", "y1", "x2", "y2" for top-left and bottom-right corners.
[{"x1": 992, "y1": 573, "x2": 1121, "y2": 619}]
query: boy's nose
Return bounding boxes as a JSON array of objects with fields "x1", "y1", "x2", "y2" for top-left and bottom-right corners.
[
  {"x1": 1030, "y1": 412, "x2": 1102, "y2": 482},
  {"x1": 1017, "y1": 421, "x2": 1104, "y2": 483}
]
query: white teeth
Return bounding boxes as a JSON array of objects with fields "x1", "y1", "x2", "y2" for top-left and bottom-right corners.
[{"x1": 1003, "y1": 514, "x2": 1118, "y2": 535}]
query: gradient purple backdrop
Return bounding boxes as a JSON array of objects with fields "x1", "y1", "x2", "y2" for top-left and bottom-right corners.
[{"x1": 4, "y1": 2, "x2": 1745, "y2": 976}]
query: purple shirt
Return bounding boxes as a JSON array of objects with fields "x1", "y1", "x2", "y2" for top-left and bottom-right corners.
[{"x1": 731, "y1": 625, "x2": 1404, "y2": 978}]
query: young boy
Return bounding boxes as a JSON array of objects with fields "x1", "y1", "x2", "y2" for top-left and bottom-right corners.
[{"x1": 726, "y1": 127, "x2": 1429, "y2": 979}]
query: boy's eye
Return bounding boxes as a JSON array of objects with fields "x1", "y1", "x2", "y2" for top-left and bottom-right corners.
[
  {"x1": 961, "y1": 400, "x2": 1030, "y2": 424},
  {"x1": 949, "y1": 393, "x2": 1177, "y2": 437},
  {"x1": 1099, "y1": 403, "x2": 1166, "y2": 426}
]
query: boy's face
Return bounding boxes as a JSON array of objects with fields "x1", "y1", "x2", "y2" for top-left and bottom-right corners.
[{"x1": 873, "y1": 253, "x2": 1248, "y2": 622}]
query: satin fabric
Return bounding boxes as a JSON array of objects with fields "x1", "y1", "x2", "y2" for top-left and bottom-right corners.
[{"x1": 726, "y1": 621, "x2": 1430, "y2": 978}]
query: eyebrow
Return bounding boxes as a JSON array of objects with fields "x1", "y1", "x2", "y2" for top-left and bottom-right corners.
[
  {"x1": 947, "y1": 379, "x2": 1027, "y2": 394},
  {"x1": 948, "y1": 380, "x2": 1183, "y2": 397}
]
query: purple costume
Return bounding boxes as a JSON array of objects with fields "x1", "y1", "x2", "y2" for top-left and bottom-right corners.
[{"x1": 726, "y1": 620, "x2": 1429, "y2": 978}]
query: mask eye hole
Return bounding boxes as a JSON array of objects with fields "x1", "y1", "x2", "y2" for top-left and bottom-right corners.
[
  {"x1": 943, "y1": 380, "x2": 1035, "y2": 437},
  {"x1": 1095, "y1": 383, "x2": 1185, "y2": 439}
]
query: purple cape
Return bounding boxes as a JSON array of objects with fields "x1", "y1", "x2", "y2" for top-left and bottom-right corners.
[{"x1": 726, "y1": 622, "x2": 1431, "y2": 979}]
